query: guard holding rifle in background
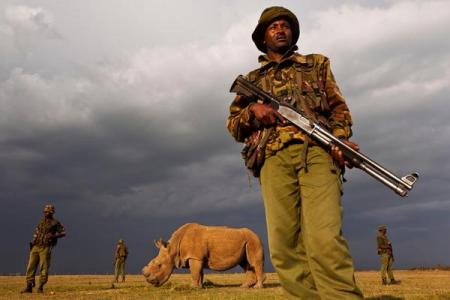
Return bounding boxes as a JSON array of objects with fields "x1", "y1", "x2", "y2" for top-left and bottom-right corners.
[
  {"x1": 113, "y1": 239, "x2": 128, "y2": 283},
  {"x1": 377, "y1": 225, "x2": 400, "y2": 285},
  {"x1": 21, "y1": 204, "x2": 66, "y2": 293}
]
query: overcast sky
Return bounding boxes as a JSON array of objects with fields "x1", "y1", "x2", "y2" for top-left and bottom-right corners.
[{"x1": 1, "y1": 0, "x2": 449, "y2": 276}]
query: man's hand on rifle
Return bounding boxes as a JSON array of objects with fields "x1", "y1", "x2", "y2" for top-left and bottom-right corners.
[
  {"x1": 249, "y1": 103, "x2": 279, "y2": 125},
  {"x1": 250, "y1": 101, "x2": 361, "y2": 169},
  {"x1": 331, "y1": 139, "x2": 360, "y2": 168}
]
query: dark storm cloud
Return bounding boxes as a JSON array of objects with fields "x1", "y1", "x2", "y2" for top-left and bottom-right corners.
[
  {"x1": 1, "y1": 0, "x2": 450, "y2": 275},
  {"x1": 0, "y1": 3, "x2": 262, "y2": 216}
]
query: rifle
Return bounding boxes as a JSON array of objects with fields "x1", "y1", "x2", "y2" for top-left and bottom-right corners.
[{"x1": 230, "y1": 75, "x2": 419, "y2": 197}]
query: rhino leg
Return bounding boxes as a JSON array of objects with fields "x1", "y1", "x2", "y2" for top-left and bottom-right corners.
[
  {"x1": 244, "y1": 238, "x2": 266, "y2": 288},
  {"x1": 252, "y1": 263, "x2": 266, "y2": 288},
  {"x1": 253, "y1": 271, "x2": 266, "y2": 289},
  {"x1": 188, "y1": 259, "x2": 203, "y2": 288},
  {"x1": 240, "y1": 263, "x2": 257, "y2": 288}
]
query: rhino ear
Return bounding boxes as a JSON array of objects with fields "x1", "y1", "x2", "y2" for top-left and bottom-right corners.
[
  {"x1": 154, "y1": 238, "x2": 168, "y2": 249},
  {"x1": 154, "y1": 238, "x2": 162, "y2": 249}
]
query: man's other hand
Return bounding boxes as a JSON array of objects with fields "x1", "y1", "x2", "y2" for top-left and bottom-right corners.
[{"x1": 331, "y1": 139, "x2": 360, "y2": 168}]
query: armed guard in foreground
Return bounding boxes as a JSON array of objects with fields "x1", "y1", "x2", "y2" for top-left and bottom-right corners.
[
  {"x1": 377, "y1": 225, "x2": 400, "y2": 285},
  {"x1": 21, "y1": 204, "x2": 66, "y2": 294},
  {"x1": 226, "y1": 6, "x2": 363, "y2": 299},
  {"x1": 113, "y1": 239, "x2": 128, "y2": 283}
]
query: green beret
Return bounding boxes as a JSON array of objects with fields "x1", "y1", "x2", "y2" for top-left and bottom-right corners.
[{"x1": 252, "y1": 6, "x2": 300, "y2": 53}]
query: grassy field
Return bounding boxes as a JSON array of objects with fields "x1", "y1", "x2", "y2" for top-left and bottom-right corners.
[{"x1": 1, "y1": 270, "x2": 450, "y2": 299}]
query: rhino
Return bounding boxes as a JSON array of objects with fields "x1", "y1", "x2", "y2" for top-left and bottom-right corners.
[{"x1": 142, "y1": 223, "x2": 265, "y2": 288}]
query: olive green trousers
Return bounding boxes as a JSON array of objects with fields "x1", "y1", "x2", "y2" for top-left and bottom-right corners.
[
  {"x1": 25, "y1": 245, "x2": 52, "y2": 285},
  {"x1": 260, "y1": 144, "x2": 363, "y2": 299},
  {"x1": 380, "y1": 253, "x2": 394, "y2": 282},
  {"x1": 114, "y1": 258, "x2": 126, "y2": 282}
]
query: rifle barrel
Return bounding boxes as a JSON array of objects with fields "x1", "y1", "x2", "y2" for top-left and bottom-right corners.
[{"x1": 230, "y1": 75, "x2": 419, "y2": 197}]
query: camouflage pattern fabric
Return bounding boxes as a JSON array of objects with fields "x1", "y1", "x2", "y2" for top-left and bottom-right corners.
[
  {"x1": 32, "y1": 218, "x2": 65, "y2": 247},
  {"x1": 377, "y1": 233, "x2": 393, "y2": 255},
  {"x1": 227, "y1": 49, "x2": 353, "y2": 159}
]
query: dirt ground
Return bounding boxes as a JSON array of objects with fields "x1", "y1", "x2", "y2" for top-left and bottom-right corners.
[{"x1": 1, "y1": 270, "x2": 450, "y2": 299}]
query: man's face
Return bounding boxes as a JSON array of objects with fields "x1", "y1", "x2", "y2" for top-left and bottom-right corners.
[
  {"x1": 264, "y1": 19, "x2": 292, "y2": 53},
  {"x1": 44, "y1": 210, "x2": 53, "y2": 218}
]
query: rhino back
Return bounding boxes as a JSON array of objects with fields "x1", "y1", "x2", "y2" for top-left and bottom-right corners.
[
  {"x1": 167, "y1": 223, "x2": 202, "y2": 265},
  {"x1": 178, "y1": 224, "x2": 208, "y2": 259},
  {"x1": 179, "y1": 225, "x2": 261, "y2": 271}
]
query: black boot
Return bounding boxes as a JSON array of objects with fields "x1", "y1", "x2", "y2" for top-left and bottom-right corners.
[
  {"x1": 20, "y1": 281, "x2": 33, "y2": 293},
  {"x1": 382, "y1": 278, "x2": 387, "y2": 285},
  {"x1": 37, "y1": 283, "x2": 44, "y2": 293}
]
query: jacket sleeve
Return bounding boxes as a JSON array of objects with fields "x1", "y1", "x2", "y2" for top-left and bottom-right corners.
[
  {"x1": 32, "y1": 224, "x2": 39, "y2": 243},
  {"x1": 226, "y1": 95, "x2": 258, "y2": 142},
  {"x1": 322, "y1": 57, "x2": 353, "y2": 139},
  {"x1": 55, "y1": 221, "x2": 66, "y2": 238}
]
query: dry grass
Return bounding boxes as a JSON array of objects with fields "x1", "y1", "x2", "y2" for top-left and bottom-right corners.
[
  {"x1": 357, "y1": 270, "x2": 450, "y2": 300},
  {"x1": 1, "y1": 270, "x2": 450, "y2": 299}
]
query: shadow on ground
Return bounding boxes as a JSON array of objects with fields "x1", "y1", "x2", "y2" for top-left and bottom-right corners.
[
  {"x1": 365, "y1": 296, "x2": 403, "y2": 300},
  {"x1": 202, "y1": 280, "x2": 280, "y2": 289}
]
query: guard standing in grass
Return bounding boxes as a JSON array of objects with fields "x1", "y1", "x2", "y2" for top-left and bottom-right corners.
[
  {"x1": 21, "y1": 204, "x2": 66, "y2": 293},
  {"x1": 377, "y1": 225, "x2": 400, "y2": 285},
  {"x1": 114, "y1": 239, "x2": 128, "y2": 283},
  {"x1": 227, "y1": 6, "x2": 363, "y2": 299}
]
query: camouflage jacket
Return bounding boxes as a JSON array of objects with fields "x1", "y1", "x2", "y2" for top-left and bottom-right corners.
[
  {"x1": 115, "y1": 244, "x2": 128, "y2": 260},
  {"x1": 227, "y1": 49, "x2": 353, "y2": 158},
  {"x1": 377, "y1": 234, "x2": 393, "y2": 255},
  {"x1": 32, "y1": 218, "x2": 66, "y2": 247}
]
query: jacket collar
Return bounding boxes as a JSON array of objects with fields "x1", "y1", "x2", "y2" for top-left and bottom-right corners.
[{"x1": 257, "y1": 45, "x2": 307, "y2": 70}]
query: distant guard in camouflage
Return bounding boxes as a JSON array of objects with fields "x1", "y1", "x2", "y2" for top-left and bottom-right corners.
[
  {"x1": 114, "y1": 239, "x2": 128, "y2": 283},
  {"x1": 21, "y1": 204, "x2": 66, "y2": 294},
  {"x1": 377, "y1": 225, "x2": 400, "y2": 285},
  {"x1": 226, "y1": 6, "x2": 363, "y2": 299}
]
